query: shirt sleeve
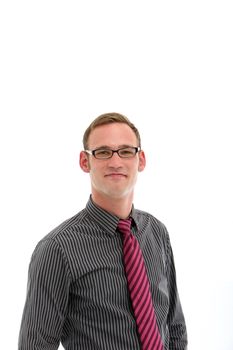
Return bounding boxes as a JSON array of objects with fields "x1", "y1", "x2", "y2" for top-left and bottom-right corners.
[
  {"x1": 165, "y1": 233, "x2": 188, "y2": 350},
  {"x1": 18, "y1": 238, "x2": 71, "y2": 350}
]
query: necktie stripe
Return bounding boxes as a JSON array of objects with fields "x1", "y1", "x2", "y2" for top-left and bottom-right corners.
[
  {"x1": 127, "y1": 254, "x2": 144, "y2": 285},
  {"x1": 124, "y1": 237, "x2": 138, "y2": 261},
  {"x1": 143, "y1": 326, "x2": 158, "y2": 350},
  {"x1": 117, "y1": 219, "x2": 163, "y2": 350},
  {"x1": 140, "y1": 308, "x2": 156, "y2": 338},
  {"x1": 142, "y1": 316, "x2": 160, "y2": 349},
  {"x1": 131, "y1": 273, "x2": 148, "y2": 303},
  {"x1": 124, "y1": 241, "x2": 141, "y2": 273},
  {"x1": 141, "y1": 322, "x2": 156, "y2": 350},
  {"x1": 128, "y1": 259, "x2": 144, "y2": 289},
  {"x1": 148, "y1": 334, "x2": 163, "y2": 350},
  {"x1": 134, "y1": 288, "x2": 151, "y2": 320},
  {"x1": 136, "y1": 302, "x2": 152, "y2": 334},
  {"x1": 137, "y1": 300, "x2": 154, "y2": 334}
]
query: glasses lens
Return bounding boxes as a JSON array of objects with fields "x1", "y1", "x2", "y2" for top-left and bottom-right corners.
[
  {"x1": 118, "y1": 147, "x2": 137, "y2": 158},
  {"x1": 94, "y1": 149, "x2": 112, "y2": 159}
]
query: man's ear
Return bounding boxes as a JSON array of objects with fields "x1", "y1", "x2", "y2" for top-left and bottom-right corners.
[
  {"x1": 79, "y1": 151, "x2": 90, "y2": 173},
  {"x1": 138, "y1": 150, "x2": 146, "y2": 172}
]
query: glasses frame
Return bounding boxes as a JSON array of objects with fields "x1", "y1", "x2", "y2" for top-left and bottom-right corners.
[{"x1": 85, "y1": 146, "x2": 141, "y2": 159}]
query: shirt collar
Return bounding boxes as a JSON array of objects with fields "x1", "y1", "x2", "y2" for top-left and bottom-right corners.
[{"x1": 85, "y1": 196, "x2": 139, "y2": 236}]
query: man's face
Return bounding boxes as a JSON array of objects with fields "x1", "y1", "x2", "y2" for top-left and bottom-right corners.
[{"x1": 80, "y1": 123, "x2": 146, "y2": 202}]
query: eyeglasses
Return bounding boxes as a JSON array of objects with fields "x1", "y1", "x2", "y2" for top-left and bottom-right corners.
[{"x1": 85, "y1": 146, "x2": 141, "y2": 159}]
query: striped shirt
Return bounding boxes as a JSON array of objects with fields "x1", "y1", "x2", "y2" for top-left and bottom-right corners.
[{"x1": 18, "y1": 196, "x2": 188, "y2": 350}]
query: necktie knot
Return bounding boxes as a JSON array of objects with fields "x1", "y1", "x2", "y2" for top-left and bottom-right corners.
[{"x1": 117, "y1": 218, "x2": 132, "y2": 238}]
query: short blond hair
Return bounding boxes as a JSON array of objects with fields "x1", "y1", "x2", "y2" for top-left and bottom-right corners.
[{"x1": 83, "y1": 112, "x2": 141, "y2": 149}]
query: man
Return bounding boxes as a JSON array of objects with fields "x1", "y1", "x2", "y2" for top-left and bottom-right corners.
[{"x1": 18, "y1": 112, "x2": 188, "y2": 349}]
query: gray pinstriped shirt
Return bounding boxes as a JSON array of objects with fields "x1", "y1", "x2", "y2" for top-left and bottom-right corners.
[{"x1": 18, "y1": 196, "x2": 187, "y2": 349}]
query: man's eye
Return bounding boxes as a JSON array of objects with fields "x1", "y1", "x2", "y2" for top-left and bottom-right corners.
[
  {"x1": 95, "y1": 150, "x2": 111, "y2": 156},
  {"x1": 121, "y1": 150, "x2": 132, "y2": 154},
  {"x1": 120, "y1": 148, "x2": 134, "y2": 155}
]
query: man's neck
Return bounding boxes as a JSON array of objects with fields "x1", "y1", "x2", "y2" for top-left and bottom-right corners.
[{"x1": 91, "y1": 193, "x2": 133, "y2": 219}]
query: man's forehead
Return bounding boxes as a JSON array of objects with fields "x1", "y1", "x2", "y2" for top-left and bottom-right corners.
[{"x1": 88, "y1": 123, "x2": 137, "y2": 147}]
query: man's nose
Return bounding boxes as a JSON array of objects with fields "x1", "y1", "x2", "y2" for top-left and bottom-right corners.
[{"x1": 108, "y1": 151, "x2": 122, "y2": 164}]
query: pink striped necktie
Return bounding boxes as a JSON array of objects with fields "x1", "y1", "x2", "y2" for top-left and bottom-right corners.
[{"x1": 118, "y1": 218, "x2": 163, "y2": 350}]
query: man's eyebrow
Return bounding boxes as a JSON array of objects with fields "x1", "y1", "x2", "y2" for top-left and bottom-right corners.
[{"x1": 94, "y1": 144, "x2": 134, "y2": 150}]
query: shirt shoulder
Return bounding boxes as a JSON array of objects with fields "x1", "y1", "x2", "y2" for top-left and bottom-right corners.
[
  {"x1": 29, "y1": 209, "x2": 92, "y2": 276},
  {"x1": 31, "y1": 209, "x2": 91, "y2": 258},
  {"x1": 133, "y1": 209, "x2": 173, "y2": 275},
  {"x1": 39, "y1": 208, "x2": 90, "y2": 242},
  {"x1": 133, "y1": 208, "x2": 169, "y2": 238}
]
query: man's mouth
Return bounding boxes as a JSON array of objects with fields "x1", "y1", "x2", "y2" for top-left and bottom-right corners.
[{"x1": 105, "y1": 173, "x2": 126, "y2": 178}]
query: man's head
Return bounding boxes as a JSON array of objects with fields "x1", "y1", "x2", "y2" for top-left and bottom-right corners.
[{"x1": 79, "y1": 112, "x2": 146, "y2": 208}]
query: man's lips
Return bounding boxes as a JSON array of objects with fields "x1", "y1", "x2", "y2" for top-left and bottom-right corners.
[{"x1": 105, "y1": 173, "x2": 127, "y2": 178}]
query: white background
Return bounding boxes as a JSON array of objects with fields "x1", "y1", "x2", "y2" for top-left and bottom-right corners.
[{"x1": 1, "y1": 1, "x2": 233, "y2": 349}]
